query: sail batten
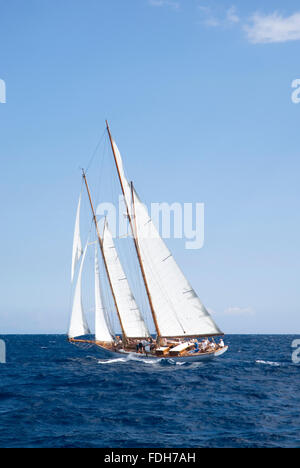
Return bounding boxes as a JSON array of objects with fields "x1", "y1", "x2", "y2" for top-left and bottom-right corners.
[
  {"x1": 68, "y1": 242, "x2": 90, "y2": 339},
  {"x1": 102, "y1": 220, "x2": 150, "y2": 339}
]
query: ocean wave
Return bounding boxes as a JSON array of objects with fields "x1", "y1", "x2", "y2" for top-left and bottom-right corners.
[
  {"x1": 255, "y1": 360, "x2": 280, "y2": 367},
  {"x1": 1, "y1": 334, "x2": 299, "y2": 448}
]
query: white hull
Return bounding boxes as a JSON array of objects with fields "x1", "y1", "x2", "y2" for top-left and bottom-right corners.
[{"x1": 95, "y1": 344, "x2": 229, "y2": 363}]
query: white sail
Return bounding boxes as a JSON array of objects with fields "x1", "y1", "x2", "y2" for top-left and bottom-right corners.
[
  {"x1": 94, "y1": 246, "x2": 114, "y2": 342},
  {"x1": 102, "y1": 220, "x2": 150, "y2": 338},
  {"x1": 112, "y1": 139, "x2": 223, "y2": 338},
  {"x1": 68, "y1": 242, "x2": 91, "y2": 338},
  {"x1": 71, "y1": 193, "x2": 83, "y2": 282},
  {"x1": 132, "y1": 188, "x2": 223, "y2": 337},
  {"x1": 112, "y1": 140, "x2": 133, "y2": 218}
]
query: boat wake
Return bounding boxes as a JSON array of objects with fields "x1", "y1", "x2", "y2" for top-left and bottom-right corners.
[
  {"x1": 255, "y1": 360, "x2": 280, "y2": 367},
  {"x1": 97, "y1": 357, "x2": 128, "y2": 365},
  {"x1": 97, "y1": 353, "x2": 206, "y2": 368},
  {"x1": 98, "y1": 354, "x2": 163, "y2": 366}
]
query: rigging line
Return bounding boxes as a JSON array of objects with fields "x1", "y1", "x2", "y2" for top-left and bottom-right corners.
[
  {"x1": 85, "y1": 127, "x2": 107, "y2": 175},
  {"x1": 124, "y1": 232, "x2": 152, "y2": 329},
  {"x1": 95, "y1": 134, "x2": 110, "y2": 210}
]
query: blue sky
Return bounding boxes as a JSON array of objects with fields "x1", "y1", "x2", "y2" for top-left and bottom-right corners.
[{"x1": 0, "y1": 0, "x2": 299, "y2": 334}]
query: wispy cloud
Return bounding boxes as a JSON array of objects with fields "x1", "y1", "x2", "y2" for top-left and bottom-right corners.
[
  {"x1": 198, "y1": 4, "x2": 240, "y2": 28},
  {"x1": 148, "y1": 0, "x2": 180, "y2": 10},
  {"x1": 148, "y1": 1, "x2": 300, "y2": 45},
  {"x1": 198, "y1": 5, "x2": 220, "y2": 27},
  {"x1": 224, "y1": 307, "x2": 255, "y2": 317},
  {"x1": 226, "y1": 6, "x2": 240, "y2": 24},
  {"x1": 244, "y1": 11, "x2": 300, "y2": 44}
]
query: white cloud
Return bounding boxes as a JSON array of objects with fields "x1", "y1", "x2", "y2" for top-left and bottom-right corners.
[
  {"x1": 227, "y1": 6, "x2": 240, "y2": 24},
  {"x1": 148, "y1": 1, "x2": 300, "y2": 45},
  {"x1": 244, "y1": 11, "x2": 300, "y2": 44},
  {"x1": 148, "y1": 0, "x2": 180, "y2": 10},
  {"x1": 224, "y1": 307, "x2": 255, "y2": 317}
]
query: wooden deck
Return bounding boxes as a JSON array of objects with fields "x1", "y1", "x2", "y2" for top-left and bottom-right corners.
[{"x1": 69, "y1": 338, "x2": 224, "y2": 359}]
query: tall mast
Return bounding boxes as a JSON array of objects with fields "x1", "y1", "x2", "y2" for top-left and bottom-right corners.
[
  {"x1": 82, "y1": 170, "x2": 127, "y2": 343},
  {"x1": 105, "y1": 121, "x2": 161, "y2": 339}
]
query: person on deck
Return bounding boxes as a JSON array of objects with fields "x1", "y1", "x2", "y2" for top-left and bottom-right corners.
[
  {"x1": 201, "y1": 338, "x2": 209, "y2": 352},
  {"x1": 193, "y1": 340, "x2": 199, "y2": 353},
  {"x1": 209, "y1": 341, "x2": 216, "y2": 351},
  {"x1": 160, "y1": 338, "x2": 168, "y2": 347},
  {"x1": 141, "y1": 339, "x2": 148, "y2": 352},
  {"x1": 115, "y1": 336, "x2": 122, "y2": 349}
]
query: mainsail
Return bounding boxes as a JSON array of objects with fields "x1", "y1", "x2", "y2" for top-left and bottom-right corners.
[
  {"x1": 110, "y1": 138, "x2": 223, "y2": 338},
  {"x1": 94, "y1": 246, "x2": 114, "y2": 342},
  {"x1": 132, "y1": 188, "x2": 223, "y2": 337},
  {"x1": 68, "y1": 242, "x2": 91, "y2": 338},
  {"x1": 102, "y1": 220, "x2": 150, "y2": 339},
  {"x1": 71, "y1": 193, "x2": 83, "y2": 282}
]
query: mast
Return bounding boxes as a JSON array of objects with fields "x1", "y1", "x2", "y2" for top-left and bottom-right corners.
[
  {"x1": 82, "y1": 170, "x2": 127, "y2": 343},
  {"x1": 105, "y1": 121, "x2": 161, "y2": 340}
]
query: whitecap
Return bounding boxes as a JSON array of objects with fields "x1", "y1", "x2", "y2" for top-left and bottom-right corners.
[
  {"x1": 97, "y1": 358, "x2": 127, "y2": 365},
  {"x1": 256, "y1": 360, "x2": 280, "y2": 367}
]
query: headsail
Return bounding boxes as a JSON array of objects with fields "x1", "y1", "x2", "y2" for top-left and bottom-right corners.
[
  {"x1": 109, "y1": 137, "x2": 223, "y2": 338},
  {"x1": 68, "y1": 242, "x2": 91, "y2": 339},
  {"x1": 102, "y1": 220, "x2": 150, "y2": 339},
  {"x1": 71, "y1": 193, "x2": 83, "y2": 282},
  {"x1": 94, "y1": 246, "x2": 114, "y2": 342}
]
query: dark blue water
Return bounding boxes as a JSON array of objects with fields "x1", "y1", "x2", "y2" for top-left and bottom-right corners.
[{"x1": 0, "y1": 335, "x2": 299, "y2": 448}]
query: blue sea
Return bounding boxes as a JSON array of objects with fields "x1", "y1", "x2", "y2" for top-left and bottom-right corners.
[{"x1": 0, "y1": 334, "x2": 299, "y2": 448}]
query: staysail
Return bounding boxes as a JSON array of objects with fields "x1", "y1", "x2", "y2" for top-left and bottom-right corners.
[
  {"x1": 71, "y1": 193, "x2": 83, "y2": 282},
  {"x1": 68, "y1": 242, "x2": 91, "y2": 338},
  {"x1": 110, "y1": 138, "x2": 223, "y2": 338},
  {"x1": 94, "y1": 246, "x2": 114, "y2": 342},
  {"x1": 102, "y1": 220, "x2": 150, "y2": 338}
]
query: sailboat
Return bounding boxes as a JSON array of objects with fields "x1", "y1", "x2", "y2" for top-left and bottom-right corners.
[{"x1": 68, "y1": 122, "x2": 228, "y2": 362}]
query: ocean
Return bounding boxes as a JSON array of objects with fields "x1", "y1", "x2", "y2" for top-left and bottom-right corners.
[{"x1": 0, "y1": 334, "x2": 299, "y2": 448}]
